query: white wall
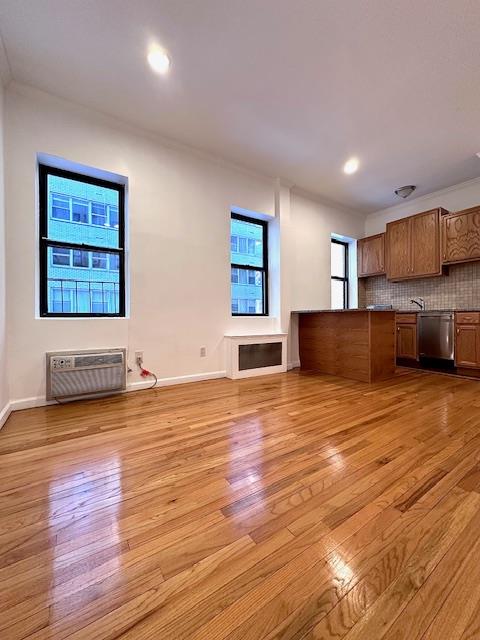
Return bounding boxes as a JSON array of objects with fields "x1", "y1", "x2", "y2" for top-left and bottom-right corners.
[
  {"x1": 365, "y1": 178, "x2": 480, "y2": 235},
  {"x1": 0, "y1": 80, "x2": 8, "y2": 423},
  {"x1": 4, "y1": 83, "x2": 366, "y2": 406},
  {"x1": 290, "y1": 190, "x2": 366, "y2": 311},
  {"x1": 288, "y1": 190, "x2": 366, "y2": 364},
  {"x1": 5, "y1": 84, "x2": 280, "y2": 404}
]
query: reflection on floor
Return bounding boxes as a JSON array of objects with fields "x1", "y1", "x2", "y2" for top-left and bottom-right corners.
[
  {"x1": 398, "y1": 357, "x2": 480, "y2": 379},
  {"x1": 1, "y1": 368, "x2": 480, "y2": 639}
]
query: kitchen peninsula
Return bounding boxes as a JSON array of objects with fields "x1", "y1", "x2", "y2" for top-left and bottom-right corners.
[{"x1": 295, "y1": 309, "x2": 396, "y2": 383}]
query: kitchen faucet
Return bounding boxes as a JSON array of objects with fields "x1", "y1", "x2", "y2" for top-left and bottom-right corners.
[{"x1": 410, "y1": 297, "x2": 425, "y2": 310}]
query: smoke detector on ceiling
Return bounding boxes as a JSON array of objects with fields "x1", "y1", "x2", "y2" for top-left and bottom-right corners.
[{"x1": 394, "y1": 185, "x2": 416, "y2": 199}]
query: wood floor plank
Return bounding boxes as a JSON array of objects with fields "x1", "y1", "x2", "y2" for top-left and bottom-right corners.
[
  {"x1": 387, "y1": 503, "x2": 480, "y2": 640},
  {"x1": 1, "y1": 369, "x2": 480, "y2": 639},
  {"x1": 194, "y1": 487, "x2": 478, "y2": 640}
]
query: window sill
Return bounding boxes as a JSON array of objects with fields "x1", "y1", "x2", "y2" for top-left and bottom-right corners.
[{"x1": 36, "y1": 315, "x2": 129, "y2": 320}]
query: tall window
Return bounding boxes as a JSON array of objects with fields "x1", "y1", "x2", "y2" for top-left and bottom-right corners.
[
  {"x1": 39, "y1": 165, "x2": 125, "y2": 317},
  {"x1": 331, "y1": 239, "x2": 349, "y2": 309},
  {"x1": 230, "y1": 213, "x2": 268, "y2": 315}
]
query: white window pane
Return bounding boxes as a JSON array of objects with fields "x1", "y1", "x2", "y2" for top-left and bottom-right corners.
[
  {"x1": 331, "y1": 279, "x2": 345, "y2": 309},
  {"x1": 331, "y1": 242, "x2": 345, "y2": 278}
]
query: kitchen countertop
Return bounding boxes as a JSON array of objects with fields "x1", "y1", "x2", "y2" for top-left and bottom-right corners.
[
  {"x1": 397, "y1": 309, "x2": 480, "y2": 313},
  {"x1": 292, "y1": 309, "x2": 395, "y2": 313},
  {"x1": 293, "y1": 308, "x2": 480, "y2": 314}
]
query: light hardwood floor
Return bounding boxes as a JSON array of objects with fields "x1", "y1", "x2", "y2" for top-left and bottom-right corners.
[{"x1": 1, "y1": 369, "x2": 480, "y2": 639}]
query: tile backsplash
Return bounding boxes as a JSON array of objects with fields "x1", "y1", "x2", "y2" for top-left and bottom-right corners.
[{"x1": 361, "y1": 262, "x2": 480, "y2": 310}]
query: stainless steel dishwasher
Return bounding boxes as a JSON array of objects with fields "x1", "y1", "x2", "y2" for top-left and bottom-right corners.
[{"x1": 418, "y1": 312, "x2": 454, "y2": 361}]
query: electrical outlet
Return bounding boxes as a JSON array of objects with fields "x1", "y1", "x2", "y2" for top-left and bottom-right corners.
[
  {"x1": 200, "y1": 346, "x2": 207, "y2": 357},
  {"x1": 135, "y1": 351, "x2": 144, "y2": 366}
]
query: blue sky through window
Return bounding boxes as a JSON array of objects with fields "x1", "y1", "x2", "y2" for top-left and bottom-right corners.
[
  {"x1": 45, "y1": 173, "x2": 121, "y2": 314},
  {"x1": 230, "y1": 216, "x2": 266, "y2": 314}
]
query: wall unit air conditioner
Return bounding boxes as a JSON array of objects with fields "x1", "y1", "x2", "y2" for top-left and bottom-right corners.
[{"x1": 46, "y1": 348, "x2": 127, "y2": 401}]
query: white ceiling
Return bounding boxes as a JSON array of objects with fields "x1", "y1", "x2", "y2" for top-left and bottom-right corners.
[{"x1": 1, "y1": 0, "x2": 480, "y2": 213}]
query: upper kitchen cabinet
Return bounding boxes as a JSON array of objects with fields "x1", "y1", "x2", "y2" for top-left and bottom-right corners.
[
  {"x1": 386, "y1": 208, "x2": 446, "y2": 281},
  {"x1": 442, "y1": 206, "x2": 480, "y2": 265},
  {"x1": 357, "y1": 233, "x2": 385, "y2": 277},
  {"x1": 386, "y1": 218, "x2": 410, "y2": 280}
]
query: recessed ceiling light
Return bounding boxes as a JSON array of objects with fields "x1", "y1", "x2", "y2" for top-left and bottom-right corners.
[
  {"x1": 147, "y1": 48, "x2": 170, "y2": 74},
  {"x1": 343, "y1": 157, "x2": 359, "y2": 175}
]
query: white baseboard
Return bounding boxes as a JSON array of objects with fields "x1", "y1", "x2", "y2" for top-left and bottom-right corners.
[
  {"x1": 288, "y1": 360, "x2": 301, "y2": 370},
  {"x1": 7, "y1": 370, "x2": 228, "y2": 413},
  {"x1": 10, "y1": 396, "x2": 56, "y2": 412},
  {"x1": 127, "y1": 370, "x2": 227, "y2": 391},
  {"x1": 0, "y1": 402, "x2": 12, "y2": 429}
]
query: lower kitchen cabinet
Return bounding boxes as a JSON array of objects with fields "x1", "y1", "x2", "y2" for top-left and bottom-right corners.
[
  {"x1": 455, "y1": 324, "x2": 479, "y2": 368},
  {"x1": 396, "y1": 313, "x2": 418, "y2": 360},
  {"x1": 396, "y1": 323, "x2": 418, "y2": 360}
]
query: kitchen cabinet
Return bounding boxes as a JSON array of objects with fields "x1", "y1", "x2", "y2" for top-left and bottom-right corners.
[
  {"x1": 411, "y1": 209, "x2": 443, "y2": 276},
  {"x1": 386, "y1": 208, "x2": 445, "y2": 281},
  {"x1": 455, "y1": 325, "x2": 478, "y2": 368},
  {"x1": 443, "y1": 206, "x2": 480, "y2": 265},
  {"x1": 298, "y1": 310, "x2": 396, "y2": 383},
  {"x1": 386, "y1": 218, "x2": 410, "y2": 280},
  {"x1": 455, "y1": 313, "x2": 480, "y2": 369},
  {"x1": 357, "y1": 233, "x2": 385, "y2": 277},
  {"x1": 396, "y1": 323, "x2": 418, "y2": 360}
]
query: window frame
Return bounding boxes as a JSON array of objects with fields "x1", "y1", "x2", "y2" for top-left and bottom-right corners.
[
  {"x1": 230, "y1": 212, "x2": 268, "y2": 317},
  {"x1": 39, "y1": 164, "x2": 126, "y2": 318},
  {"x1": 331, "y1": 238, "x2": 349, "y2": 310}
]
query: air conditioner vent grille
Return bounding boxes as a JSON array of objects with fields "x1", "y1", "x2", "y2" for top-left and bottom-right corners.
[
  {"x1": 75, "y1": 353, "x2": 123, "y2": 368},
  {"x1": 46, "y1": 348, "x2": 126, "y2": 400}
]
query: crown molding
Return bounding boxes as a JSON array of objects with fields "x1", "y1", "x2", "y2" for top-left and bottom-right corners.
[
  {"x1": 291, "y1": 185, "x2": 366, "y2": 218},
  {"x1": 8, "y1": 81, "x2": 281, "y2": 190}
]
